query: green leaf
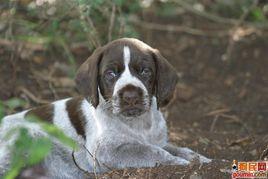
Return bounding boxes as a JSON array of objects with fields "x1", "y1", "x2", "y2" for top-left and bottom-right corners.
[
  {"x1": 4, "y1": 128, "x2": 32, "y2": 179},
  {"x1": 16, "y1": 35, "x2": 52, "y2": 45},
  {"x1": 0, "y1": 101, "x2": 4, "y2": 123},
  {"x1": 4, "y1": 165, "x2": 22, "y2": 179},
  {"x1": 4, "y1": 128, "x2": 53, "y2": 179},
  {"x1": 26, "y1": 115, "x2": 77, "y2": 149},
  {"x1": 27, "y1": 137, "x2": 52, "y2": 165},
  {"x1": 41, "y1": 122, "x2": 77, "y2": 149},
  {"x1": 113, "y1": 0, "x2": 123, "y2": 6},
  {"x1": 250, "y1": 7, "x2": 265, "y2": 21},
  {"x1": 4, "y1": 98, "x2": 26, "y2": 110},
  {"x1": 4, "y1": 127, "x2": 20, "y2": 140}
]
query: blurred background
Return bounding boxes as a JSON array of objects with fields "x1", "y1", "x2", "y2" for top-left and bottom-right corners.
[{"x1": 0, "y1": 0, "x2": 268, "y2": 178}]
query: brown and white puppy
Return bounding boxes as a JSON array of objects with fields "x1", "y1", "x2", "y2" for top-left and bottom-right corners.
[{"x1": 0, "y1": 38, "x2": 211, "y2": 178}]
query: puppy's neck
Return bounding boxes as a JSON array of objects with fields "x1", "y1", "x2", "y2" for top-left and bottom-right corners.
[
  {"x1": 96, "y1": 96, "x2": 158, "y2": 131},
  {"x1": 118, "y1": 111, "x2": 153, "y2": 130}
]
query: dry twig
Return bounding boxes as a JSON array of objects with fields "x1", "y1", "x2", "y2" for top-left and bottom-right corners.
[
  {"x1": 108, "y1": 3, "x2": 116, "y2": 42},
  {"x1": 118, "y1": 6, "x2": 125, "y2": 37},
  {"x1": 173, "y1": 0, "x2": 268, "y2": 29},
  {"x1": 260, "y1": 145, "x2": 268, "y2": 160},
  {"x1": 72, "y1": 151, "x2": 95, "y2": 178},
  {"x1": 129, "y1": 17, "x2": 229, "y2": 37},
  {"x1": 205, "y1": 109, "x2": 252, "y2": 135},
  {"x1": 18, "y1": 86, "x2": 50, "y2": 104},
  {"x1": 222, "y1": 0, "x2": 259, "y2": 61},
  {"x1": 0, "y1": 39, "x2": 46, "y2": 51},
  {"x1": 205, "y1": 108, "x2": 230, "y2": 116},
  {"x1": 84, "y1": 14, "x2": 101, "y2": 47},
  {"x1": 83, "y1": 144, "x2": 121, "y2": 176},
  {"x1": 209, "y1": 115, "x2": 219, "y2": 132}
]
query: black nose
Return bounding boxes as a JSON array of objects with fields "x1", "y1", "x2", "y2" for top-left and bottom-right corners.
[{"x1": 122, "y1": 90, "x2": 139, "y2": 105}]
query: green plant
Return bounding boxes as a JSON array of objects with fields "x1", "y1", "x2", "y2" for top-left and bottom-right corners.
[
  {"x1": 2, "y1": 115, "x2": 77, "y2": 179},
  {"x1": 4, "y1": 128, "x2": 52, "y2": 179},
  {"x1": 4, "y1": 98, "x2": 27, "y2": 110},
  {"x1": 0, "y1": 0, "x2": 144, "y2": 78},
  {"x1": 0, "y1": 101, "x2": 4, "y2": 123},
  {"x1": 1, "y1": 98, "x2": 28, "y2": 117}
]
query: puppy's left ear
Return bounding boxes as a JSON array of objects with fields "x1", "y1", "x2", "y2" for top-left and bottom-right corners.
[
  {"x1": 75, "y1": 47, "x2": 103, "y2": 108},
  {"x1": 152, "y1": 49, "x2": 178, "y2": 108}
]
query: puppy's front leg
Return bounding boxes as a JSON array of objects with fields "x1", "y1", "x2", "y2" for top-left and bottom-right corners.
[
  {"x1": 163, "y1": 143, "x2": 211, "y2": 164},
  {"x1": 96, "y1": 142, "x2": 190, "y2": 171}
]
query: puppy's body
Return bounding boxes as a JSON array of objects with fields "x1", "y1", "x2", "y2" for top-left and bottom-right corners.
[
  {"x1": 0, "y1": 38, "x2": 211, "y2": 178},
  {"x1": 0, "y1": 97, "x2": 181, "y2": 178}
]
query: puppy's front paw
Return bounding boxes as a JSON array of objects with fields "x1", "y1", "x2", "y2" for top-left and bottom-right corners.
[
  {"x1": 198, "y1": 154, "x2": 212, "y2": 164},
  {"x1": 175, "y1": 147, "x2": 212, "y2": 164},
  {"x1": 167, "y1": 157, "x2": 190, "y2": 166}
]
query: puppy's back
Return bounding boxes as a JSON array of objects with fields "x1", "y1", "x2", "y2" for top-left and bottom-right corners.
[
  {"x1": 1, "y1": 97, "x2": 90, "y2": 139},
  {"x1": 0, "y1": 97, "x2": 92, "y2": 177}
]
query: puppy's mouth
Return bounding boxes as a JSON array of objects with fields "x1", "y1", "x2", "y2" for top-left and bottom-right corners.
[
  {"x1": 120, "y1": 106, "x2": 146, "y2": 117},
  {"x1": 111, "y1": 84, "x2": 150, "y2": 117}
]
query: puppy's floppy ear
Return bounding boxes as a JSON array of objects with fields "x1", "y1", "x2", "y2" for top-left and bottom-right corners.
[
  {"x1": 152, "y1": 49, "x2": 178, "y2": 108},
  {"x1": 75, "y1": 47, "x2": 103, "y2": 108}
]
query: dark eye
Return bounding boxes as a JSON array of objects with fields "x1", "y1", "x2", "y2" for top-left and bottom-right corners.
[
  {"x1": 140, "y1": 67, "x2": 152, "y2": 76},
  {"x1": 104, "y1": 69, "x2": 118, "y2": 80}
]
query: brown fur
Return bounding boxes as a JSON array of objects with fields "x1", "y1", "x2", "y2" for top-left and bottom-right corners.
[
  {"x1": 25, "y1": 104, "x2": 54, "y2": 122},
  {"x1": 66, "y1": 97, "x2": 86, "y2": 139}
]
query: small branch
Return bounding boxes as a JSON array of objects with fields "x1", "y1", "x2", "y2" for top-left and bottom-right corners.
[
  {"x1": 260, "y1": 144, "x2": 268, "y2": 160},
  {"x1": 74, "y1": 4, "x2": 101, "y2": 48},
  {"x1": 129, "y1": 17, "x2": 229, "y2": 37},
  {"x1": 0, "y1": 39, "x2": 46, "y2": 51},
  {"x1": 72, "y1": 151, "x2": 94, "y2": 178},
  {"x1": 84, "y1": 15, "x2": 101, "y2": 47},
  {"x1": 48, "y1": 68, "x2": 59, "y2": 100},
  {"x1": 209, "y1": 115, "x2": 219, "y2": 132},
  {"x1": 83, "y1": 145, "x2": 121, "y2": 175},
  {"x1": 205, "y1": 108, "x2": 252, "y2": 135},
  {"x1": 173, "y1": 0, "x2": 268, "y2": 29},
  {"x1": 205, "y1": 108, "x2": 230, "y2": 116},
  {"x1": 222, "y1": 0, "x2": 259, "y2": 61},
  {"x1": 118, "y1": 6, "x2": 125, "y2": 37},
  {"x1": 18, "y1": 87, "x2": 50, "y2": 104},
  {"x1": 108, "y1": 3, "x2": 116, "y2": 42},
  {"x1": 83, "y1": 145, "x2": 99, "y2": 179},
  {"x1": 174, "y1": 0, "x2": 237, "y2": 25},
  {"x1": 218, "y1": 114, "x2": 240, "y2": 122}
]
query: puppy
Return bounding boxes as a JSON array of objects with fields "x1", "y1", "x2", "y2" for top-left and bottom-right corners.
[{"x1": 0, "y1": 38, "x2": 211, "y2": 178}]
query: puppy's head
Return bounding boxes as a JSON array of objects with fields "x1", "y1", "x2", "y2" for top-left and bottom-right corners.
[{"x1": 75, "y1": 38, "x2": 178, "y2": 117}]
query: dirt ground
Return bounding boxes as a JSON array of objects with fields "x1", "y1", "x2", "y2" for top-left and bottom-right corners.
[{"x1": 1, "y1": 14, "x2": 268, "y2": 178}]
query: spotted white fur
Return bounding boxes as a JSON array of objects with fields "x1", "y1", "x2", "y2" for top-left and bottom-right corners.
[
  {"x1": 0, "y1": 96, "x2": 210, "y2": 179},
  {"x1": 52, "y1": 98, "x2": 78, "y2": 140},
  {"x1": 0, "y1": 41, "x2": 211, "y2": 178}
]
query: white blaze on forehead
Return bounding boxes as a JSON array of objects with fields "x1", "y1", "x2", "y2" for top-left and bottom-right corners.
[
  {"x1": 123, "y1": 45, "x2": 131, "y2": 68},
  {"x1": 112, "y1": 46, "x2": 148, "y2": 96}
]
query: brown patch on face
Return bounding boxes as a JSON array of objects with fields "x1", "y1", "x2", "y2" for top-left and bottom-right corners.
[
  {"x1": 66, "y1": 97, "x2": 86, "y2": 139},
  {"x1": 98, "y1": 40, "x2": 156, "y2": 104},
  {"x1": 25, "y1": 104, "x2": 54, "y2": 122},
  {"x1": 128, "y1": 45, "x2": 156, "y2": 99},
  {"x1": 98, "y1": 44, "x2": 124, "y2": 101}
]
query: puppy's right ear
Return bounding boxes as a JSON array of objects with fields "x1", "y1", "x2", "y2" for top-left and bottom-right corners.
[{"x1": 75, "y1": 47, "x2": 103, "y2": 108}]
